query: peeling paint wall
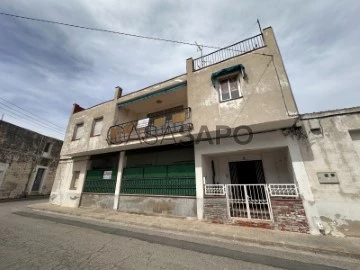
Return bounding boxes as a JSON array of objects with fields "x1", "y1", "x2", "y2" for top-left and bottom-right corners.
[
  {"x1": 0, "y1": 121, "x2": 62, "y2": 199},
  {"x1": 300, "y1": 108, "x2": 360, "y2": 237}
]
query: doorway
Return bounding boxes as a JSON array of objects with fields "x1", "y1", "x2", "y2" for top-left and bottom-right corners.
[
  {"x1": 31, "y1": 168, "x2": 46, "y2": 192},
  {"x1": 229, "y1": 160, "x2": 265, "y2": 184}
]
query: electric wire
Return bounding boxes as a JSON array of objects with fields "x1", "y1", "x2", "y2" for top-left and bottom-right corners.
[{"x1": 0, "y1": 97, "x2": 66, "y2": 130}]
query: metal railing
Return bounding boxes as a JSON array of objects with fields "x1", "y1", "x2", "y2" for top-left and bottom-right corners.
[
  {"x1": 268, "y1": 184, "x2": 298, "y2": 197},
  {"x1": 204, "y1": 184, "x2": 226, "y2": 196},
  {"x1": 193, "y1": 34, "x2": 265, "y2": 70},
  {"x1": 107, "y1": 107, "x2": 192, "y2": 145},
  {"x1": 226, "y1": 184, "x2": 273, "y2": 221}
]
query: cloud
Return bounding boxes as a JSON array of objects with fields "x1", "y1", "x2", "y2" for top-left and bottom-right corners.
[{"x1": 0, "y1": 0, "x2": 359, "y2": 139}]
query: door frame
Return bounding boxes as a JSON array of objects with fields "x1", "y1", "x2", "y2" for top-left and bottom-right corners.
[
  {"x1": 228, "y1": 159, "x2": 266, "y2": 185},
  {"x1": 28, "y1": 165, "x2": 48, "y2": 194}
]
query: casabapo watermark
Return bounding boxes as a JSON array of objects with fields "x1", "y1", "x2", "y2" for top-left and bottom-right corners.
[{"x1": 121, "y1": 125, "x2": 253, "y2": 146}]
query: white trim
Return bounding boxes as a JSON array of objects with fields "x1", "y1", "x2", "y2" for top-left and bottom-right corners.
[{"x1": 218, "y1": 74, "x2": 243, "y2": 102}]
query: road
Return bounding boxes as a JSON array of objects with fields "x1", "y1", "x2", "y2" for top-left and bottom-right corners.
[{"x1": 0, "y1": 199, "x2": 358, "y2": 270}]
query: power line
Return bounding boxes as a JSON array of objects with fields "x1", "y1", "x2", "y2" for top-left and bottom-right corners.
[
  {"x1": 0, "y1": 11, "x2": 223, "y2": 50},
  {"x1": 0, "y1": 100, "x2": 65, "y2": 133},
  {"x1": 0, "y1": 104, "x2": 65, "y2": 136},
  {"x1": 0, "y1": 97, "x2": 66, "y2": 130}
]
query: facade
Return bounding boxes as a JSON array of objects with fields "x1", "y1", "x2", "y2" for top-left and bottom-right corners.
[
  {"x1": 300, "y1": 107, "x2": 360, "y2": 237},
  {"x1": 0, "y1": 120, "x2": 63, "y2": 199},
  {"x1": 50, "y1": 26, "x2": 359, "y2": 236}
]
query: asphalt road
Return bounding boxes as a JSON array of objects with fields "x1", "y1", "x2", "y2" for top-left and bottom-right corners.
[{"x1": 0, "y1": 200, "x2": 358, "y2": 270}]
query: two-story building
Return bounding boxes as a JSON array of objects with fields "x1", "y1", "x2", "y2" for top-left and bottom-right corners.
[{"x1": 50, "y1": 27, "x2": 347, "y2": 236}]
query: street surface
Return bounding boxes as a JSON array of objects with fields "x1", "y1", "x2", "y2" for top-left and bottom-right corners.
[{"x1": 0, "y1": 199, "x2": 358, "y2": 270}]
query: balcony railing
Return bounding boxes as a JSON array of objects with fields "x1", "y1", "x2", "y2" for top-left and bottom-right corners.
[
  {"x1": 107, "y1": 107, "x2": 193, "y2": 145},
  {"x1": 193, "y1": 34, "x2": 265, "y2": 71}
]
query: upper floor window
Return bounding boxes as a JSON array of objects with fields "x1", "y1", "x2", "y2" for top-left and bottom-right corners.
[
  {"x1": 91, "y1": 117, "x2": 103, "y2": 137},
  {"x1": 218, "y1": 75, "x2": 242, "y2": 102},
  {"x1": 43, "y1": 142, "x2": 52, "y2": 153},
  {"x1": 73, "y1": 123, "x2": 84, "y2": 140}
]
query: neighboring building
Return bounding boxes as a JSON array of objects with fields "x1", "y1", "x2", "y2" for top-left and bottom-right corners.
[
  {"x1": 0, "y1": 120, "x2": 63, "y2": 199},
  {"x1": 50, "y1": 26, "x2": 359, "y2": 236},
  {"x1": 299, "y1": 107, "x2": 360, "y2": 237}
]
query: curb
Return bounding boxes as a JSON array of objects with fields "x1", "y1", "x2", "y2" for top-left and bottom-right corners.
[
  {"x1": 0, "y1": 196, "x2": 49, "y2": 204},
  {"x1": 27, "y1": 207, "x2": 360, "y2": 260}
]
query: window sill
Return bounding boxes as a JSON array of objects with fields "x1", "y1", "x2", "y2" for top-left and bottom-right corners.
[{"x1": 220, "y1": 96, "x2": 243, "y2": 103}]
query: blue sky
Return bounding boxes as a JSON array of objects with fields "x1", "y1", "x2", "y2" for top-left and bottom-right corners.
[{"x1": 0, "y1": 1, "x2": 359, "y2": 140}]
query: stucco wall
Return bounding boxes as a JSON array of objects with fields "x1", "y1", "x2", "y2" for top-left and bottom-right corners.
[
  {"x1": 186, "y1": 27, "x2": 298, "y2": 136},
  {"x1": 207, "y1": 148, "x2": 293, "y2": 185},
  {"x1": 0, "y1": 121, "x2": 62, "y2": 199},
  {"x1": 118, "y1": 195, "x2": 197, "y2": 218},
  {"x1": 61, "y1": 100, "x2": 118, "y2": 157},
  {"x1": 80, "y1": 193, "x2": 114, "y2": 209},
  {"x1": 300, "y1": 109, "x2": 360, "y2": 236},
  {"x1": 50, "y1": 157, "x2": 89, "y2": 207}
]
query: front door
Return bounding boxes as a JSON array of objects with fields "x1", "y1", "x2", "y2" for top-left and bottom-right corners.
[
  {"x1": 229, "y1": 160, "x2": 265, "y2": 184},
  {"x1": 227, "y1": 160, "x2": 272, "y2": 220},
  {"x1": 31, "y1": 168, "x2": 45, "y2": 192}
]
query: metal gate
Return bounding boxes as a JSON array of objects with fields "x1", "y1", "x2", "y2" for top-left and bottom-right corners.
[{"x1": 226, "y1": 184, "x2": 273, "y2": 220}]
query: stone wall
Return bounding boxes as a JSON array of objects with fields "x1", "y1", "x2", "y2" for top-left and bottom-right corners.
[
  {"x1": 0, "y1": 121, "x2": 62, "y2": 199},
  {"x1": 203, "y1": 196, "x2": 309, "y2": 233}
]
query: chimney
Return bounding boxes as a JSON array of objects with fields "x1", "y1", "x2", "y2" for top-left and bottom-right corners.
[
  {"x1": 114, "y1": 86, "x2": 123, "y2": 99},
  {"x1": 72, "y1": 103, "x2": 85, "y2": 114}
]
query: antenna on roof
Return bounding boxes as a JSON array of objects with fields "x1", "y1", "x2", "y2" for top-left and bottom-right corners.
[
  {"x1": 195, "y1": 41, "x2": 205, "y2": 69},
  {"x1": 257, "y1": 19, "x2": 262, "y2": 34}
]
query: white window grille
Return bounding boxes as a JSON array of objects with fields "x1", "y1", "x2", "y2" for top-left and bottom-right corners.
[
  {"x1": 204, "y1": 184, "x2": 226, "y2": 196},
  {"x1": 268, "y1": 184, "x2": 299, "y2": 197}
]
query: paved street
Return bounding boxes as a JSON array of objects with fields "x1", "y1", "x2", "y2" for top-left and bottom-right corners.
[{"x1": 0, "y1": 200, "x2": 358, "y2": 270}]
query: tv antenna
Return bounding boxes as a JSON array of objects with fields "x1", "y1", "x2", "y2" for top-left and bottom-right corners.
[{"x1": 195, "y1": 41, "x2": 205, "y2": 68}]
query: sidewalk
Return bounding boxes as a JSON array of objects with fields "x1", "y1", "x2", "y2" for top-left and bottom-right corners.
[{"x1": 27, "y1": 202, "x2": 360, "y2": 259}]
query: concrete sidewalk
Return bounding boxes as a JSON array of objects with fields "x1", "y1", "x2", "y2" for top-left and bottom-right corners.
[{"x1": 27, "y1": 203, "x2": 360, "y2": 260}]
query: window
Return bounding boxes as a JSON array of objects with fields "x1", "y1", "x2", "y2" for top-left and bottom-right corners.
[
  {"x1": 218, "y1": 75, "x2": 242, "y2": 101},
  {"x1": 73, "y1": 123, "x2": 84, "y2": 140},
  {"x1": 70, "y1": 171, "x2": 80, "y2": 189},
  {"x1": 43, "y1": 142, "x2": 52, "y2": 153},
  {"x1": 91, "y1": 117, "x2": 103, "y2": 137}
]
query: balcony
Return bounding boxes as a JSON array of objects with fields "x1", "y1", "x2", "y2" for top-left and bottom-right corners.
[
  {"x1": 107, "y1": 107, "x2": 193, "y2": 145},
  {"x1": 193, "y1": 34, "x2": 265, "y2": 71}
]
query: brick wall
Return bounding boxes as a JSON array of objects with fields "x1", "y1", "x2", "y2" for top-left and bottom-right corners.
[
  {"x1": 271, "y1": 197, "x2": 309, "y2": 233},
  {"x1": 204, "y1": 197, "x2": 228, "y2": 224},
  {"x1": 204, "y1": 196, "x2": 309, "y2": 233}
]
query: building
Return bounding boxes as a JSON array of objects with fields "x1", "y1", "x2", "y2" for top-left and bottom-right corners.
[
  {"x1": 0, "y1": 120, "x2": 63, "y2": 199},
  {"x1": 50, "y1": 26, "x2": 360, "y2": 236},
  {"x1": 299, "y1": 107, "x2": 360, "y2": 237}
]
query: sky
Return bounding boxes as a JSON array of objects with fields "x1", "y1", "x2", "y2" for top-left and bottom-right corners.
[{"x1": 0, "y1": 1, "x2": 359, "y2": 140}]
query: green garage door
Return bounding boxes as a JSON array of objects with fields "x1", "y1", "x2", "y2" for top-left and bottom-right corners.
[
  {"x1": 83, "y1": 169, "x2": 117, "y2": 193},
  {"x1": 121, "y1": 163, "x2": 195, "y2": 196}
]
